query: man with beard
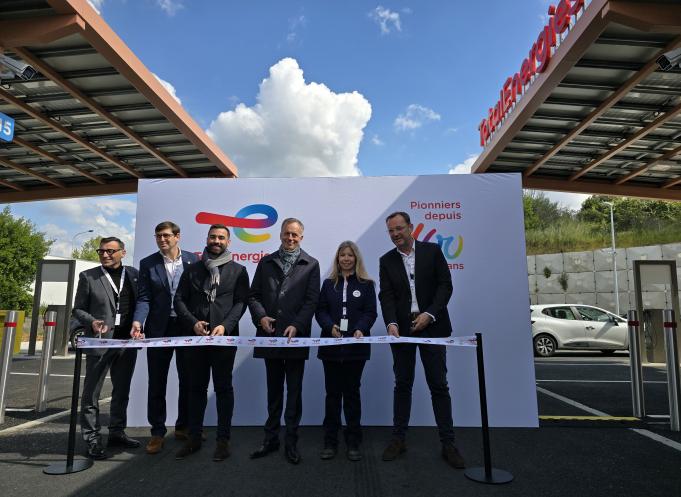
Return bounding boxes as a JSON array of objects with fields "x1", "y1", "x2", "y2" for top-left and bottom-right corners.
[
  {"x1": 173, "y1": 224, "x2": 249, "y2": 461},
  {"x1": 248, "y1": 218, "x2": 320, "y2": 465}
]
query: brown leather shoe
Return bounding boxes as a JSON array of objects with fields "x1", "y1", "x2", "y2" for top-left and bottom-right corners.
[
  {"x1": 145, "y1": 436, "x2": 164, "y2": 455},
  {"x1": 382, "y1": 439, "x2": 406, "y2": 461},
  {"x1": 441, "y1": 443, "x2": 465, "y2": 469},
  {"x1": 213, "y1": 438, "x2": 230, "y2": 462},
  {"x1": 175, "y1": 439, "x2": 201, "y2": 460}
]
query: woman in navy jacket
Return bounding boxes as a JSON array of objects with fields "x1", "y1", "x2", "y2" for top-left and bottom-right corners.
[{"x1": 315, "y1": 241, "x2": 377, "y2": 462}]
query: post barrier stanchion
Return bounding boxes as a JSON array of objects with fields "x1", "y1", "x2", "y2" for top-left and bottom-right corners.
[
  {"x1": 36, "y1": 311, "x2": 57, "y2": 412},
  {"x1": 43, "y1": 342, "x2": 93, "y2": 475},
  {"x1": 0, "y1": 311, "x2": 18, "y2": 424},
  {"x1": 464, "y1": 332, "x2": 513, "y2": 485},
  {"x1": 663, "y1": 309, "x2": 681, "y2": 432},
  {"x1": 627, "y1": 310, "x2": 645, "y2": 418}
]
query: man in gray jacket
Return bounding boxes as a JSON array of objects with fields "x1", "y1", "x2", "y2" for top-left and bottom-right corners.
[
  {"x1": 72, "y1": 236, "x2": 140, "y2": 460},
  {"x1": 248, "y1": 218, "x2": 320, "y2": 465}
]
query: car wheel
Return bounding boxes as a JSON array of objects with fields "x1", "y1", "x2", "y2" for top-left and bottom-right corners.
[
  {"x1": 534, "y1": 334, "x2": 557, "y2": 357},
  {"x1": 600, "y1": 349, "x2": 616, "y2": 356},
  {"x1": 69, "y1": 329, "x2": 84, "y2": 351}
]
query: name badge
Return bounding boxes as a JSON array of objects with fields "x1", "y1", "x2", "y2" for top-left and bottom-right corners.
[
  {"x1": 115, "y1": 313, "x2": 121, "y2": 326},
  {"x1": 339, "y1": 319, "x2": 349, "y2": 332}
]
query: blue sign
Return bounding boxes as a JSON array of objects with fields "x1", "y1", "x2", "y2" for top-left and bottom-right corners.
[{"x1": 0, "y1": 112, "x2": 14, "y2": 142}]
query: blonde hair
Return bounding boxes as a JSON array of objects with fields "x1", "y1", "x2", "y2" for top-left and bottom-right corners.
[{"x1": 328, "y1": 241, "x2": 373, "y2": 286}]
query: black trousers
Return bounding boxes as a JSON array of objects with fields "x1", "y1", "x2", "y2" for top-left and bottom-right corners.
[
  {"x1": 81, "y1": 348, "x2": 138, "y2": 443},
  {"x1": 186, "y1": 346, "x2": 237, "y2": 441},
  {"x1": 263, "y1": 358, "x2": 305, "y2": 447},
  {"x1": 390, "y1": 343, "x2": 455, "y2": 444},
  {"x1": 146, "y1": 318, "x2": 190, "y2": 437},
  {"x1": 322, "y1": 360, "x2": 366, "y2": 447}
]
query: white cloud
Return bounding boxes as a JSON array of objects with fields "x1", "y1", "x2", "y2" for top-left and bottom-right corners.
[
  {"x1": 286, "y1": 14, "x2": 307, "y2": 44},
  {"x1": 207, "y1": 57, "x2": 372, "y2": 178},
  {"x1": 448, "y1": 154, "x2": 479, "y2": 175},
  {"x1": 536, "y1": 190, "x2": 590, "y2": 211},
  {"x1": 394, "y1": 104, "x2": 441, "y2": 131},
  {"x1": 157, "y1": 0, "x2": 183, "y2": 16},
  {"x1": 38, "y1": 197, "x2": 137, "y2": 262},
  {"x1": 87, "y1": 0, "x2": 104, "y2": 13},
  {"x1": 153, "y1": 73, "x2": 182, "y2": 105},
  {"x1": 369, "y1": 6, "x2": 402, "y2": 34},
  {"x1": 371, "y1": 134, "x2": 384, "y2": 146}
]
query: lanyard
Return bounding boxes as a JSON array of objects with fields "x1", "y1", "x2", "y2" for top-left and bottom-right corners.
[
  {"x1": 342, "y1": 278, "x2": 348, "y2": 319},
  {"x1": 101, "y1": 266, "x2": 126, "y2": 318}
]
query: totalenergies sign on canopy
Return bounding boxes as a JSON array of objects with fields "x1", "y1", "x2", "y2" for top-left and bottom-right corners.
[{"x1": 478, "y1": 0, "x2": 588, "y2": 147}]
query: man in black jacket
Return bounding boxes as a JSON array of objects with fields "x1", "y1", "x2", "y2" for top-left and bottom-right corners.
[
  {"x1": 72, "y1": 236, "x2": 140, "y2": 460},
  {"x1": 378, "y1": 211, "x2": 465, "y2": 469},
  {"x1": 173, "y1": 224, "x2": 249, "y2": 462},
  {"x1": 248, "y1": 218, "x2": 320, "y2": 465}
]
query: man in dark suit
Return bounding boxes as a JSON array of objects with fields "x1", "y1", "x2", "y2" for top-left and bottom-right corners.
[
  {"x1": 131, "y1": 221, "x2": 198, "y2": 454},
  {"x1": 72, "y1": 236, "x2": 140, "y2": 460},
  {"x1": 248, "y1": 218, "x2": 320, "y2": 465},
  {"x1": 173, "y1": 224, "x2": 249, "y2": 461},
  {"x1": 378, "y1": 211, "x2": 465, "y2": 469}
]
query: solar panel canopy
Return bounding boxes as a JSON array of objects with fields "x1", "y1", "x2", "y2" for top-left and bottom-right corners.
[
  {"x1": 472, "y1": 0, "x2": 681, "y2": 201},
  {"x1": 0, "y1": 0, "x2": 238, "y2": 203}
]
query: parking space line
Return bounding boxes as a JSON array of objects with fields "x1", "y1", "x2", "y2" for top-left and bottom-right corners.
[
  {"x1": 11, "y1": 372, "x2": 86, "y2": 378},
  {"x1": 630, "y1": 429, "x2": 681, "y2": 452},
  {"x1": 537, "y1": 387, "x2": 681, "y2": 453},
  {"x1": 537, "y1": 386, "x2": 609, "y2": 416},
  {"x1": 0, "y1": 397, "x2": 111, "y2": 436}
]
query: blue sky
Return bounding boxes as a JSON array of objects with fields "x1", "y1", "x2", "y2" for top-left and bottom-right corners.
[{"x1": 4, "y1": 0, "x2": 588, "y2": 260}]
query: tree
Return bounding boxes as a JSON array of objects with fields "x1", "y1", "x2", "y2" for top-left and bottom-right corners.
[
  {"x1": 72, "y1": 236, "x2": 102, "y2": 262},
  {"x1": 523, "y1": 191, "x2": 574, "y2": 230},
  {"x1": 578, "y1": 196, "x2": 681, "y2": 231},
  {"x1": 0, "y1": 206, "x2": 52, "y2": 310}
]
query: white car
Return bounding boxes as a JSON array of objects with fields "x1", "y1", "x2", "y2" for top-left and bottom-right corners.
[{"x1": 530, "y1": 304, "x2": 628, "y2": 357}]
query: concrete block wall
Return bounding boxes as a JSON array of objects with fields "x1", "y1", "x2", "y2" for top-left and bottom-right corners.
[{"x1": 528, "y1": 242, "x2": 681, "y2": 314}]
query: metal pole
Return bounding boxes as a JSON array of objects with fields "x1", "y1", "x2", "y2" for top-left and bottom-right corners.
[
  {"x1": 36, "y1": 311, "x2": 57, "y2": 412},
  {"x1": 0, "y1": 311, "x2": 18, "y2": 424},
  {"x1": 43, "y1": 345, "x2": 92, "y2": 474},
  {"x1": 71, "y1": 229, "x2": 94, "y2": 256},
  {"x1": 663, "y1": 309, "x2": 681, "y2": 432},
  {"x1": 606, "y1": 202, "x2": 620, "y2": 316},
  {"x1": 464, "y1": 333, "x2": 513, "y2": 485},
  {"x1": 627, "y1": 310, "x2": 645, "y2": 418}
]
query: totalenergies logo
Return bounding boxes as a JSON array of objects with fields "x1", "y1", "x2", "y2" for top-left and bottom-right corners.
[
  {"x1": 196, "y1": 204, "x2": 278, "y2": 243},
  {"x1": 413, "y1": 223, "x2": 463, "y2": 260}
]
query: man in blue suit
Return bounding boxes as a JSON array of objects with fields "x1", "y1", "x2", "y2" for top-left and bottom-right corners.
[{"x1": 131, "y1": 221, "x2": 199, "y2": 454}]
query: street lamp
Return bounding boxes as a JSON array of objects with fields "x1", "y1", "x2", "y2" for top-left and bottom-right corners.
[
  {"x1": 71, "y1": 229, "x2": 94, "y2": 257},
  {"x1": 604, "y1": 202, "x2": 619, "y2": 316}
]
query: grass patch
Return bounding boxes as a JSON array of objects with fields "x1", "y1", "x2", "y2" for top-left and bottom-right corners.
[{"x1": 526, "y1": 220, "x2": 681, "y2": 255}]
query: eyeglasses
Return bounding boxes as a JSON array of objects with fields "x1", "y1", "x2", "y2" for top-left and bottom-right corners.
[
  {"x1": 96, "y1": 248, "x2": 122, "y2": 256},
  {"x1": 154, "y1": 233, "x2": 175, "y2": 240}
]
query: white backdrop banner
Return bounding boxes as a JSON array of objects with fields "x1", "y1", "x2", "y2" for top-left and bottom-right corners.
[{"x1": 130, "y1": 174, "x2": 537, "y2": 428}]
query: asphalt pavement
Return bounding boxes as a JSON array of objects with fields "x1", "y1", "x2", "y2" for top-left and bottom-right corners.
[{"x1": 0, "y1": 350, "x2": 679, "y2": 497}]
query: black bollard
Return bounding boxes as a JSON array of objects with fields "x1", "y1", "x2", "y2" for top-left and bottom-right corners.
[
  {"x1": 464, "y1": 332, "x2": 513, "y2": 484},
  {"x1": 44, "y1": 347, "x2": 93, "y2": 475}
]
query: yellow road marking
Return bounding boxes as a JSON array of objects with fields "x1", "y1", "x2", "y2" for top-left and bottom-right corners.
[{"x1": 540, "y1": 415, "x2": 639, "y2": 421}]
